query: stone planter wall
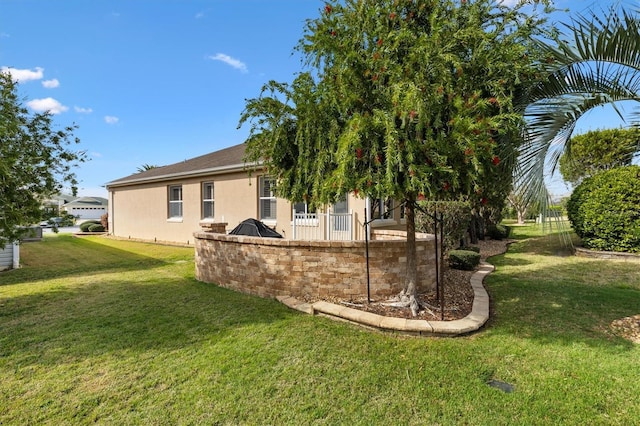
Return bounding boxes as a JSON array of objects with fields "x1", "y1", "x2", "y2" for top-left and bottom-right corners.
[{"x1": 194, "y1": 228, "x2": 438, "y2": 301}]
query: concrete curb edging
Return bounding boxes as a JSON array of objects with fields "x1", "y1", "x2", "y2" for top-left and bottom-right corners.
[{"x1": 277, "y1": 261, "x2": 495, "y2": 337}]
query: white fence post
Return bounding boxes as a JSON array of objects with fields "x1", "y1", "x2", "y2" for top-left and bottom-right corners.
[{"x1": 292, "y1": 208, "x2": 297, "y2": 240}]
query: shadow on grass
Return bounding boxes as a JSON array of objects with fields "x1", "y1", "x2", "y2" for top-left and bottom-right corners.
[
  {"x1": 485, "y1": 250, "x2": 639, "y2": 351},
  {"x1": 1, "y1": 234, "x2": 299, "y2": 367},
  {"x1": 1, "y1": 234, "x2": 191, "y2": 286},
  {"x1": 0, "y1": 273, "x2": 296, "y2": 368}
]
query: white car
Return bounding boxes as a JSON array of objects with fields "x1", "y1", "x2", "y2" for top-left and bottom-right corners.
[{"x1": 39, "y1": 217, "x2": 64, "y2": 228}]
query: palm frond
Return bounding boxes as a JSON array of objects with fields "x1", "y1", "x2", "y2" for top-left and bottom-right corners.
[{"x1": 516, "y1": 5, "x2": 640, "y2": 212}]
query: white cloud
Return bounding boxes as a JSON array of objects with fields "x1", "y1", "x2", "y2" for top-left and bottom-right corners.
[
  {"x1": 42, "y1": 78, "x2": 60, "y2": 88},
  {"x1": 1, "y1": 66, "x2": 44, "y2": 82},
  {"x1": 26, "y1": 97, "x2": 68, "y2": 114},
  {"x1": 195, "y1": 11, "x2": 205, "y2": 19},
  {"x1": 499, "y1": 0, "x2": 519, "y2": 6},
  {"x1": 104, "y1": 115, "x2": 119, "y2": 124},
  {"x1": 74, "y1": 106, "x2": 93, "y2": 114},
  {"x1": 208, "y1": 53, "x2": 248, "y2": 73},
  {"x1": 91, "y1": 152, "x2": 103, "y2": 158}
]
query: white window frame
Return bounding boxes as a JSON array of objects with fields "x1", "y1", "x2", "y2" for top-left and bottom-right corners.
[
  {"x1": 202, "y1": 181, "x2": 214, "y2": 220},
  {"x1": 168, "y1": 185, "x2": 183, "y2": 221},
  {"x1": 259, "y1": 176, "x2": 277, "y2": 223}
]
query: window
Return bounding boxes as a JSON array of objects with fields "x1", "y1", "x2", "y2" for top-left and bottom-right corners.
[
  {"x1": 333, "y1": 196, "x2": 348, "y2": 214},
  {"x1": 332, "y1": 195, "x2": 349, "y2": 231},
  {"x1": 259, "y1": 176, "x2": 276, "y2": 221},
  {"x1": 202, "y1": 182, "x2": 214, "y2": 219},
  {"x1": 292, "y1": 201, "x2": 316, "y2": 215},
  {"x1": 371, "y1": 197, "x2": 394, "y2": 220},
  {"x1": 168, "y1": 185, "x2": 183, "y2": 218}
]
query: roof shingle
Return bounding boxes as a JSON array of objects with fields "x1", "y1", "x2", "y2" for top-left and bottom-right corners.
[{"x1": 107, "y1": 143, "x2": 250, "y2": 187}]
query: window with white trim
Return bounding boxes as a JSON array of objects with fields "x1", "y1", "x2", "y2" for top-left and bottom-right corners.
[
  {"x1": 292, "y1": 201, "x2": 316, "y2": 215},
  {"x1": 168, "y1": 185, "x2": 183, "y2": 218},
  {"x1": 202, "y1": 181, "x2": 214, "y2": 219},
  {"x1": 371, "y1": 197, "x2": 394, "y2": 220},
  {"x1": 259, "y1": 176, "x2": 277, "y2": 221}
]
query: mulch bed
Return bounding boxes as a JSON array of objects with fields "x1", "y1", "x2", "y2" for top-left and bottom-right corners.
[
  {"x1": 308, "y1": 238, "x2": 511, "y2": 321},
  {"x1": 317, "y1": 238, "x2": 640, "y2": 344}
]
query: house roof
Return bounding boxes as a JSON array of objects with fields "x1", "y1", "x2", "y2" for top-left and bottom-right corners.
[
  {"x1": 106, "y1": 143, "x2": 255, "y2": 189},
  {"x1": 63, "y1": 196, "x2": 108, "y2": 207}
]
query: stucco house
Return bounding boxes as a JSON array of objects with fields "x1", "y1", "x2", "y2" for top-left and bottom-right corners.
[{"x1": 106, "y1": 143, "x2": 405, "y2": 245}]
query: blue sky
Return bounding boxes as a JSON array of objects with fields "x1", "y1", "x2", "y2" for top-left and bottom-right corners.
[{"x1": 0, "y1": 0, "x2": 633, "y2": 198}]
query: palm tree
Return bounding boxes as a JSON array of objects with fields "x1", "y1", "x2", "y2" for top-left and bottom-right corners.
[
  {"x1": 136, "y1": 164, "x2": 158, "y2": 173},
  {"x1": 516, "y1": 4, "x2": 640, "y2": 209}
]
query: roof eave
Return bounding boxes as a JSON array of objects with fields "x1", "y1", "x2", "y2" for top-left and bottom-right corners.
[{"x1": 106, "y1": 161, "x2": 262, "y2": 190}]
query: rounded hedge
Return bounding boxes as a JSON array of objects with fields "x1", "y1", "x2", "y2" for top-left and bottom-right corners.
[
  {"x1": 486, "y1": 224, "x2": 510, "y2": 240},
  {"x1": 87, "y1": 224, "x2": 105, "y2": 232},
  {"x1": 566, "y1": 165, "x2": 640, "y2": 253},
  {"x1": 79, "y1": 220, "x2": 101, "y2": 232},
  {"x1": 448, "y1": 249, "x2": 481, "y2": 270}
]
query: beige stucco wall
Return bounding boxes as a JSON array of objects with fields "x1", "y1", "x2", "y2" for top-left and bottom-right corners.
[
  {"x1": 108, "y1": 169, "x2": 405, "y2": 244},
  {"x1": 110, "y1": 171, "x2": 262, "y2": 245}
]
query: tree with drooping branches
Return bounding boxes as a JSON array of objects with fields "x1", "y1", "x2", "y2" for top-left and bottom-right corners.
[{"x1": 239, "y1": 0, "x2": 553, "y2": 314}]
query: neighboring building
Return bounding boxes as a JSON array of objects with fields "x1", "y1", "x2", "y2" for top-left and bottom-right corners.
[
  {"x1": 62, "y1": 196, "x2": 108, "y2": 220},
  {"x1": 106, "y1": 143, "x2": 405, "y2": 245},
  {"x1": 42, "y1": 193, "x2": 76, "y2": 217},
  {"x1": 0, "y1": 242, "x2": 19, "y2": 271}
]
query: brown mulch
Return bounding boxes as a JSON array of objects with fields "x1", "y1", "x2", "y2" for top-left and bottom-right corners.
[
  {"x1": 610, "y1": 315, "x2": 640, "y2": 344},
  {"x1": 307, "y1": 238, "x2": 512, "y2": 321}
]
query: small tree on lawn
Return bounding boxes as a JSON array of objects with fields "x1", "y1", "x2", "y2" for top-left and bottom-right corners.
[
  {"x1": 559, "y1": 127, "x2": 640, "y2": 186},
  {"x1": 239, "y1": 0, "x2": 552, "y2": 314},
  {"x1": 0, "y1": 72, "x2": 86, "y2": 245}
]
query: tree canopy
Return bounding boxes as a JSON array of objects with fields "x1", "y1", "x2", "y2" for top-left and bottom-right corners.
[
  {"x1": 0, "y1": 72, "x2": 86, "y2": 244},
  {"x1": 239, "y1": 0, "x2": 553, "y2": 307},
  {"x1": 559, "y1": 127, "x2": 640, "y2": 186}
]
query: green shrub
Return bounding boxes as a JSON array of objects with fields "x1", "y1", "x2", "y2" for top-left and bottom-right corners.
[
  {"x1": 88, "y1": 224, "x2": 105, "y2": 232},
  {"x1": 448, "y1": 249, "x2": 481, "y2": 270},
  {"x1": 486, "y1": 224, "x2": 510, "y2": 240},
  {"x1": 566, "y1": 165, "x2": 640, "y2": 253},
  {"x1": 79, "y1": 220, "x2": 101, "y2": 232},
  {"x1": 416, "y1": 200, "x2": 472, "y2": 252},
  {"x1": 462, "y1": 245, "x2": 480, "y2": 253}
]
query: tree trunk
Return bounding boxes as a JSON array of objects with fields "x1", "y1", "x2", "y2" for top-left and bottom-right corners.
[
  {"x1": 517, "y1": 208, "x2": 525, "y2": 224},
  {"x1": 403, "y1": 200, "x2": 419, "y2": 316}
]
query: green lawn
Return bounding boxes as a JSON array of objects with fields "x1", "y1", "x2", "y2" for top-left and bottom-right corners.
[{"x1": 1, "y1": 229, "x2": 639, "y2": 425}]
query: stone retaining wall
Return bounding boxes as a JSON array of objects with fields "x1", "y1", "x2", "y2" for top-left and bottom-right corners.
[{"x1": 194, "y1": 229, "x2": 438, "y2": 301}]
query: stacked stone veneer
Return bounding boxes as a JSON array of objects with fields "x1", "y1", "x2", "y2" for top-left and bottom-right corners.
[{"x1": 194, "y1": 227, "x2": 438, "y2": 301}]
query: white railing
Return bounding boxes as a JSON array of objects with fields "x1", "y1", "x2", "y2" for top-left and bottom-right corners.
[{"x1": 292, "y1": 208, "x2": 353, "y2": 241}]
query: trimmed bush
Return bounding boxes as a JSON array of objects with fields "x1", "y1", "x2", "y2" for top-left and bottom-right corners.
[
  {"x1": 416, "y1": 200, "x2": 472, "y2": 252},
  {"x1": 566, "y1": 165, "x2": 640, "y2": 253},
  {"x1": 80, "y1": 220, "x2": 101, "y2": 232},
  {"x1": 448, "y1": 249, "x2": 481, "y2": 270},
  {"x1": 88, "y1": 224, "x2": 105, "y2": 232},
  {"x1": 486, "y1": 224, "x2": 510, "y2": 240},
  {"x1": 462, "y1": 245, "x2": 480, "y2": 253}
]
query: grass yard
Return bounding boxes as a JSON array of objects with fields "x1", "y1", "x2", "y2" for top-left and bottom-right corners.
[{"x1": 1, "y1": 229, "x2": 639, "y2": 425}]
